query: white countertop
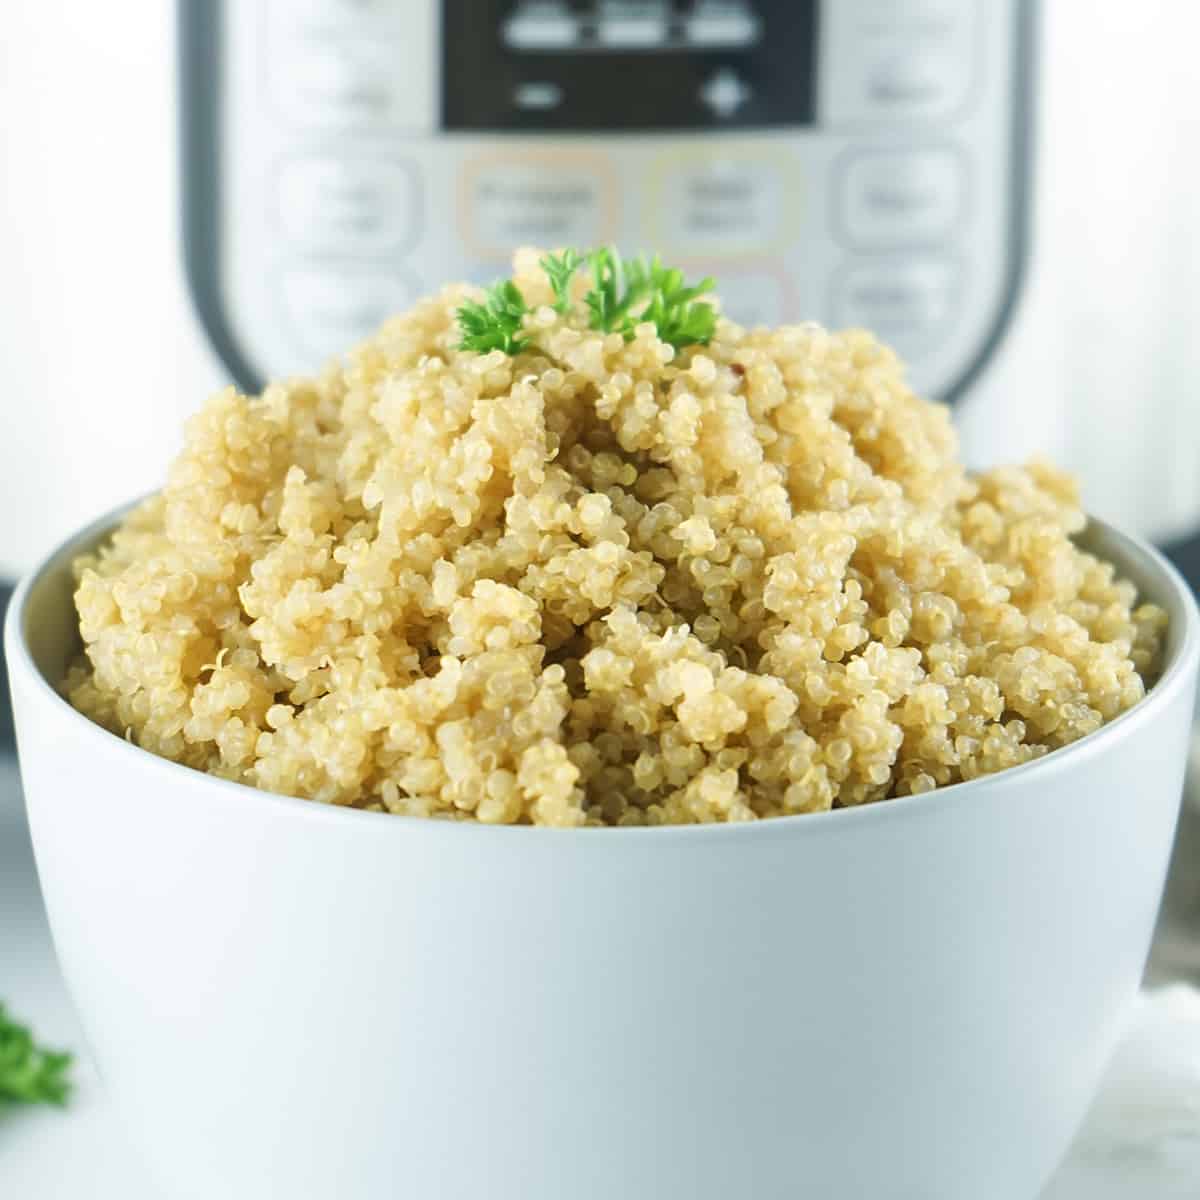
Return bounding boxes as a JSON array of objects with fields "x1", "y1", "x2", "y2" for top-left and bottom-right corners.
[
  {"x1": 2, "y1": 751, "x2": 1198, "y2": 1199},
  {"x1": 0, "y1": 754, "x2": 159, "y2": 1195}
]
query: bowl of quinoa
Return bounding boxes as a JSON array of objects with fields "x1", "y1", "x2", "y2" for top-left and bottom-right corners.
[
  {"x1": 6, "y1": 249, "x2": 1200, "y2": 1200},
  {"x1": 60, "y1": 248, "x2": 1167, "y2": 825}
]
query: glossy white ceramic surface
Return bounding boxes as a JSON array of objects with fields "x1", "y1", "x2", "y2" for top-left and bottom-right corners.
[{"x1": 7, "y1": 507, "x2": 1199, "y2": 1200}]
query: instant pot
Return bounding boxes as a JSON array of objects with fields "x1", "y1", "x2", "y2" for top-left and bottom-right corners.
[{"x1": 179, "y1": 0, "x2": 1032, "y2": 405}]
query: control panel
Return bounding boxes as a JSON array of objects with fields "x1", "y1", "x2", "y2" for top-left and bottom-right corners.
[{"x1": 181, "y1": 0, "x2": 1031, "y2": 401}]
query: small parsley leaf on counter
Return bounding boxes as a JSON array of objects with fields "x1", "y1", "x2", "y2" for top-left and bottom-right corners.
[{"x1": 0, "y1": 1004, "x2": 73, "y2": 1110}]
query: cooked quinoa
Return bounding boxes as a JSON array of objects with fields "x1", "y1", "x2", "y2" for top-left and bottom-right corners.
[{"x1": 65, "y1": 249, "x2": 1166, "y2": 826}]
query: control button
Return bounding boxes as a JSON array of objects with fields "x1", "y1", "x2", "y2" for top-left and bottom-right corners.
[
  {"x1": 819, "y1": 0, "x2": 976, "y2": 124},
  {"x1": 281, "y1": 266, "x2": 418, "y2": 363},
  {"x1": 686, "y1": 1, "x2": 762, "y2": 49},
  {"x1": 271, "y1": 37, "x2": 433, "y2": 132},
  {"x1": 597, "y1": 1, "x2": 670, "y2": 48},
  {"x1": 503, "y1": 2, "x2": 579, "y2": 50},
  {"x1": 832, "y1": 258, "x2": 962, "y2": 360},
  {"x1": 699, "y1": 68, "x2": 752, "y2": 120},
  {"x1": 513, "y1": 81, "x2": 564, "y2": 112},
  {"x1": 653, "y1": 155, "x2": 795, "y2": 257},
  {"x1": 272, "y1": 0, "x2": 406, "y2": 36},
  {"x1": 866, "y1": 49, "x2": 965, "y2": 111},
  {"x1": 837, "y1": 149, "x2": 966, "y2": 248},
  {"x1": 277, "y1": 159, "x2": 418, "y2": 254},
  {"x1": 463, "y1": 158, "x2": 615, "y2": 256},
  {"x1": 713, "y1": 269, "x2": 789, "y2": 328}
]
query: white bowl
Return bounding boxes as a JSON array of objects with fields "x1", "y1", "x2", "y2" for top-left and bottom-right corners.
[{"x1": 6, "y1": 505, "x2": 1199, "y2": 1200}]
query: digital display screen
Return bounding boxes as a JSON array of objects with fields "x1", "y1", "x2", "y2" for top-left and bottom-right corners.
[{"x1": 443, "y1": 1, "x2": 819, "y2": 131}]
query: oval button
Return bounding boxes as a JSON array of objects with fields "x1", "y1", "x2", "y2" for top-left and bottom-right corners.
[
  {"x1": 832, "y1": 257, "x2": 963, "y2": 361},
  {"x1": 714, "y1": 268, "x2": 791, "y2": 328},
  {"x1": 837, "y1": 149, "x2": 967, "y2": 248},
  {"x1": 270, "y1": 37, "x2": 434, "y2": 133},
  {"x1": 819, "y1": 0, "x2": 977, "y2": 124},
  {"x1": 461, "y1": 154, "x2": 616, "y2": 257},
  {"x1": 649, "y1": 150, "x2": 800, "y2": 257},
  {"x1": 277, "y1": 158, "x2": 419, "y2": 255},
  {"x1": 281, "y1": 265, "x2": 419, "y2": 365},
  {"x1": 271, "y1": 0, "x2": 407, "y2": 36}
]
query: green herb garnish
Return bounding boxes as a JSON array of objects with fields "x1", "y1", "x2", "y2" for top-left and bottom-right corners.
[
  {"x1": 633, "y1": 259, "x2": 718, "y2": 349},
  {"x1": 456, "y1": 279, "x2": 532, "y2": 355},
  {"x1": 582, "y1": 246, "x2": 637, "y2": 335},
  {"x1": 456, "y1": 247, "x2": 717, "y2": 356},
  {"x1": 0, "y1": 1004, "x2": 73, "y2": 1110},
  {"x1": 539, "y1": 248, "x2": 584, "y2": 315}
]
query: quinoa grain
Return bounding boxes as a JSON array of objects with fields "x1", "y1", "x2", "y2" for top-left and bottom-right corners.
[{"x1": 65, "y1": 252, "x2": 1166, "y2": 825}]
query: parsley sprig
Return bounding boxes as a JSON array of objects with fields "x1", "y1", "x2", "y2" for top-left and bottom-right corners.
[
  {"x1": 456, "y1": 280, "x2": 532, "y2": 355},
  {"x1": 584, "y1": 249, "x2": 716, "y2": 346},
  {"x1": 0, "y1": 1004, "x2": 73, "y2": 1110},
  {"x1": 540, "y1": 248, "x2": 583, "y2": 315},
  {"x1": 456, "y1": 247, "x2": 717, "y2": 356},
  {"x1": 634, "y1": 260, "x2": 718, "y2": 348}
]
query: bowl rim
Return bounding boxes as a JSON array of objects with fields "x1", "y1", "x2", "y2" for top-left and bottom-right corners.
[{"x1": 6, "y1": 496, "x2": 1200, "y2": 841}]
